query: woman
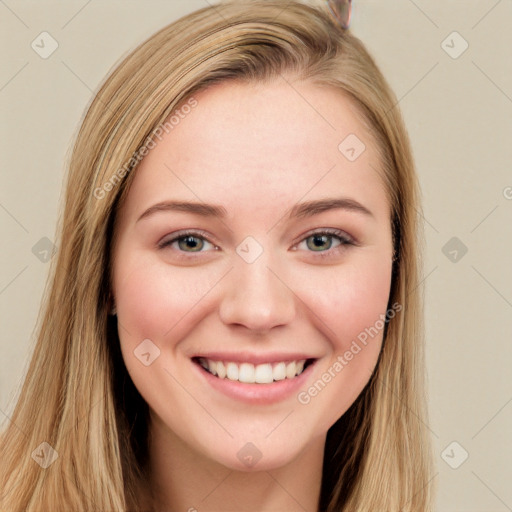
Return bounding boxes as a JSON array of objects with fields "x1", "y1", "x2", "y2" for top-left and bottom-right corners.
[{"x1": 0, "y1": 1, "x2": 435, "y2": 510}]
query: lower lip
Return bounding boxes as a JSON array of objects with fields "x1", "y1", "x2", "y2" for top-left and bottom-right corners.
[{"x1": 192, "y1": 359, "x2": 317, "y2": 405}]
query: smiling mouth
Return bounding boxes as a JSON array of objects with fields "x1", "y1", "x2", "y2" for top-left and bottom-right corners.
[{"x1": 192, "y1": 357, "x2": 316, "y2": 384}]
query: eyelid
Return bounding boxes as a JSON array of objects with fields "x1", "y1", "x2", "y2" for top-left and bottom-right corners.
[
  {"x1": 157, "y1": 229, "x2": 218, "y2": 250},
  {"x1": 157, "y1": 227, "x2": 357, "y2": 257},
  {"x1": 292, "y1": 228, "x2": 356, "y2": 261},
  {"x1": 294, "y1": 227, "x2": 356, "y2": 246}
]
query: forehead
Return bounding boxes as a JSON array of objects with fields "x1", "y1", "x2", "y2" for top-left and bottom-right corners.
[{"x1": 119, "y1": 78, "x2": 389, "y2": 224}]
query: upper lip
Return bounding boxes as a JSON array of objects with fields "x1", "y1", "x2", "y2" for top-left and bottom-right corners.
[{"x1": 191, "y1": 351, "x2": 319, "y2": 365}]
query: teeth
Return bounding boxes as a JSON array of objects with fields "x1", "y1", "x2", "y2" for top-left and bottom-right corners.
[
  {"x1": 254, "y1": 363, "x2": 273, "y2": 384},
  {"x1": 239, "y1": 363, "x2": 255, "y2": 383},
  {"x1": 216, "y1": 361, "x2": 226, "y2": 379},
  {"x1": 286, "y1": 361, "x2": 297, "y2": 379},
  {"x1": 226, "y1": 362, "x2": 239, "y2": 381},
  {"x1": 197, "y1": 358, "x2": 309, "y2": 383},
  {"x1": 208, "y1": 359, "x2": 217, "y2": 376},
  {"x1": 273, "y1": 362, "x2": 286, "y2": 381}
]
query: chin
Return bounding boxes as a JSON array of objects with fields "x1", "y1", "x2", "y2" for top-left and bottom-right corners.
[{"x1": 203, "y1": 435, "x2": 311, "y2": 473}]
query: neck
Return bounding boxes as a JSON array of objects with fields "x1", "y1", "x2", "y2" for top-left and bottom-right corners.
[{"x1": 146, "y1": 412, "x2": 325, "y2": 512}]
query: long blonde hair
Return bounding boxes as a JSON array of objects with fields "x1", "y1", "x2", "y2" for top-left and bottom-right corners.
[{"x1": 0, "y1": 1, "x2": 435, "y2": 510}]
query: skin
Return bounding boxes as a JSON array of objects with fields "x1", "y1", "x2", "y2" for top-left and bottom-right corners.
[{"x1": 111, "y1": 77, "x2": 394, "y2": 512}]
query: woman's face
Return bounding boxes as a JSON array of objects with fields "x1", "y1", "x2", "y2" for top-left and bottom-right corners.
[{"x1": 112, "y1": 78, "x2": 394, "y2": 471}]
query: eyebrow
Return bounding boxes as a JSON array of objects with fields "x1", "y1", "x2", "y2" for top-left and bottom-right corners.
[{"x1": 136, "y1": 197, "x2": 374, "y2": 223}]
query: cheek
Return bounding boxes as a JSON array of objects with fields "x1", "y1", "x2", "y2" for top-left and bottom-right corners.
[
  {"x1": 113, "y1": 252, "x2": 218, "y2": 347},
  {"x1": 293, "y1": 256, "x2": 392, "y2": 426},
  {"x1": 296, "y1": 253, "x2": 392, "y2": 402},
  {"x1": 301, "y1": 255, "x2": 392, "y2": 341}
]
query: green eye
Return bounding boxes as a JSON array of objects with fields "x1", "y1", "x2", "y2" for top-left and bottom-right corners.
[
  {"x1": 158, "y1": 231, "x2": 215, "y2": 253},
  {"x1": 297, "y1": 229, "x2": 355, "y2": 259},
  {"x1": 177, "y1": 235, "x2": 205, "y2": 252},
  {"x1": 306, "y1": 234, "x2": 339, "y2": 252},
  {"x1": 158, "y1": 229, "x2": 355, "y2": 260}
]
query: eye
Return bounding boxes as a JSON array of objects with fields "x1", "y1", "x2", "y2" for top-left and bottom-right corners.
[
  {"x1": 157, "y1": 228, "x2": 356, "y2": 260},
  {"x1": 158, "y1": 230, "x2": 217, "y2": 254},
  {"x1": 295, "y1": 228, "x2": 355, "y2": 258}
]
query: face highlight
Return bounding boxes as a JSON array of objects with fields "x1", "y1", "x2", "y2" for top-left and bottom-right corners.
[{"x1": 111, "y1": 78, "x2": 393, "y2": 473}]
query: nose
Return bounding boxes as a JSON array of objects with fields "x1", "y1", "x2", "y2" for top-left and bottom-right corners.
[{"x1": 218, "y1": 250, "x2": 296, "y2": 333}]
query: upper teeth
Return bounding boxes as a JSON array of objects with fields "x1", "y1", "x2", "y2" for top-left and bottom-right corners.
[{"x1": 197, "y1": 358, "x2": 307, "y2": 384}]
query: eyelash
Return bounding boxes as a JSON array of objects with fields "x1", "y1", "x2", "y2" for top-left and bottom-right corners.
[{"x1": 157, "y1": 228, "x2": 356, "y2": 260}]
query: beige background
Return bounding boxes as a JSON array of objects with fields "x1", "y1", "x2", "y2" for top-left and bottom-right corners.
[{"x1": 1, "y1": 1, "x2": 511, "y2": 510}]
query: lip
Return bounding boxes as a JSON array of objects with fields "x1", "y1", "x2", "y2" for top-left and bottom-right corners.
[
  {"x1": 191, "y1": 356, "x2": 318, "y2": 405},
  {"x1": 190, "y1": 351, "x2": 318, "y2": 365}
]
